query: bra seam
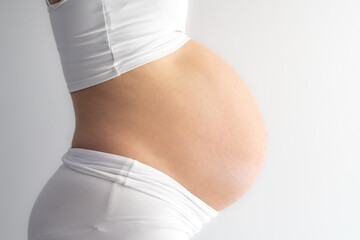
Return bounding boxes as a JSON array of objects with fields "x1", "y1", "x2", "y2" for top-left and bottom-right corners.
[{"x1": 100, "y1": 0, "x2": 119, "y2": 76}]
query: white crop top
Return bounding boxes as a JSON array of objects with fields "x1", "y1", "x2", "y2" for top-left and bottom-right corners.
[{"x1": 46, "y1": 0, "x2": 191, "y2": 93}]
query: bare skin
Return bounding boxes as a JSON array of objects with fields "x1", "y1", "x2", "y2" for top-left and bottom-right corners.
[
  {"x1": 47, "y1": 0, "x2": 61, "y2": 5},
  {"x1": 67, "y1": 39, "x2": 267, "y2": 211},
  {"x1": 49, "y1": 0, "x2": 267, "y2": 213}
]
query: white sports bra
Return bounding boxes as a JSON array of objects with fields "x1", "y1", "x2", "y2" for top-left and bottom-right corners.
[{"x1": 46, "y1": 0, "x2": 191, "y2": 93}]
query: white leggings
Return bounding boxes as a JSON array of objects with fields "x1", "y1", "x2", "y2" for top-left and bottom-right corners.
[{"x1": 28, "y1": 148, "x2": 219, "y2": 240}]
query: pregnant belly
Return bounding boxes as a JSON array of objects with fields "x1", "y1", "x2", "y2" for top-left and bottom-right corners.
[{"x1": 70, "y1": 39, "x2": 267, "y2": 211}]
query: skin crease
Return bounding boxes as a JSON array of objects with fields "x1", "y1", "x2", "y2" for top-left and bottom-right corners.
[
  {"x1": 48, "y1": 0, "x2": 61, "y2": 4},
  {"x1": 48, "y1": 0, "x2": 267, "y2": 211}
]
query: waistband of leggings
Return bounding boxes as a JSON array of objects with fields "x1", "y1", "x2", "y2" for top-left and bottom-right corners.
[{"x1": 61, "y1": 147, "x2": 219, "y2": 228}]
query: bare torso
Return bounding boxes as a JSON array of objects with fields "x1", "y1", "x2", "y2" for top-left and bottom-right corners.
[{"x1": 70, "y1": 39, "x2": 267, "y2": 211}]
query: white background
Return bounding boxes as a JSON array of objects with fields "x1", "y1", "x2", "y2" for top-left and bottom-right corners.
[{"x1": 0, "y1": 0, "x2": 359, "y2": 239}]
